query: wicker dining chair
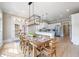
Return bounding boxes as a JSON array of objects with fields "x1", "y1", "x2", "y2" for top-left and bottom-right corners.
[
  {"x1": 42, "y1": 40, "x2": 56, "y2": 57},
  {"x1": 19, "y1": 33, "x2": 30, "y2": 56}
]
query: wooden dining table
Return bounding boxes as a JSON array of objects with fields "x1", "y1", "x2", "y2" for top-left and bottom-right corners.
[{"x1": 25, "y1": 36, "x2": 53, "y2": 57}]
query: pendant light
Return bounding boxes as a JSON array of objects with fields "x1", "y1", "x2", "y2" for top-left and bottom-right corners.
[
  {"x1": 28, "y1": 2, "x2": 32, "y2": 20},
  {"x1": 26, "y1": 2, "x2": 40, "y2": 26}
]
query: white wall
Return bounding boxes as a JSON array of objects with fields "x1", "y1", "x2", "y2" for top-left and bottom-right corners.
[
  {"x1": 3, "y1": 13, "x2": 26, "y2": 43},
  {"x1": 3, "y1": 13, "x2": 15, "y2": 43},
  {"x1": 71, "y1": 13, "x2": 79, "y2": 45},
  {"x1": 0, "y1": 9, "x2": 3, "y2": 47}
]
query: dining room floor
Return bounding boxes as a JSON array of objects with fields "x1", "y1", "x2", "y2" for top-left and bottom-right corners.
[{"x1": 0, "y1": 37, "x2": 79, "y2": 57}]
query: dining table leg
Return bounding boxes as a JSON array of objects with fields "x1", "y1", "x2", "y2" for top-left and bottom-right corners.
[
  {"x1": 32, "y1": 46, "x2": 37, "y2": 57},
  {"x1": 26, "y1": 46, "x2": 30, "y2": 57}
]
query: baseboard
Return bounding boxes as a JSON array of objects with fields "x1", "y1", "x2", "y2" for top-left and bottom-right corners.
[{"x1": 3, "y1": 39, "x2": 20, "y2": 44}]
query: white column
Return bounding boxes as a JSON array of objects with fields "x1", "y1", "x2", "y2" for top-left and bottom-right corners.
[{"x1": 71, "y1": 13, "x2": 79, "y2": 45}]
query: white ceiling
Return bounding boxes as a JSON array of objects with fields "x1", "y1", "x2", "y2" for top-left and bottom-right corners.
[{"x1": 0, "y1": 2, "x2": 79, "y2": 21}]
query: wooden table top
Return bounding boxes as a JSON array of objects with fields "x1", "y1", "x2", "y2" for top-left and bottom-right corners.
[
  {"x1": 25, "y1": 36, "x2": 52, "y2": 47},
  {"x1": 29, "y1": 39, "x2": 51, "y2": 47}
]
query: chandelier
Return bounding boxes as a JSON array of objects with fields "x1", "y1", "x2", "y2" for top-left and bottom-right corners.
[{"x1": 25, "y1": 2, "x2": 41, "y2": 26}]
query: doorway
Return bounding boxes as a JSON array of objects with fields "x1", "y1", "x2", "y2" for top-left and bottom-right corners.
[{"x1": 63, "y1": 21, "x2": 70, "y2": 41}]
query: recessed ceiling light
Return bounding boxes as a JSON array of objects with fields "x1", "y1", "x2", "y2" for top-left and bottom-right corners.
[
  {"x1": 66, "y1": 9, "x2": 70, "y2": 12},
  {"x1": 21, "y1": 10, "x2": 25, "y2": 13}
]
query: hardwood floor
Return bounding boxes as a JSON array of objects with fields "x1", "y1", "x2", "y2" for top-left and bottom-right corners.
[{"x1": 0, "y1": 37, "x2": 79, "y2": 57}]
